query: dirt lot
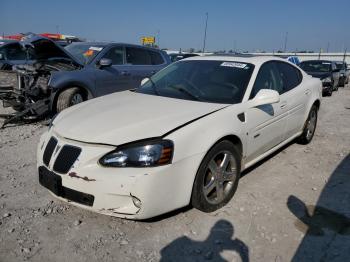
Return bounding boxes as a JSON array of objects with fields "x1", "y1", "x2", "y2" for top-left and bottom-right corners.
[{"x1": 0, "y1": 86, "x2": 349, "y2": 262}]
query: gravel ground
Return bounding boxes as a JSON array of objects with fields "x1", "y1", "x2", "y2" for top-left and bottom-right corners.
[{"x1": 0, "y1": 85, "x2": 349, "y2": 262}]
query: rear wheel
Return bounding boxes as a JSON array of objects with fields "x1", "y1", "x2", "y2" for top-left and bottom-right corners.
[
  {"x1": 297, "y1": 105, "x2": 318, "y2": 145},
  {"x1": 56, "y1": 87, "x2": 85, "y2": 113},
  {"x1": 191, "y1": 140, "x2": 241, "y2": 212}
]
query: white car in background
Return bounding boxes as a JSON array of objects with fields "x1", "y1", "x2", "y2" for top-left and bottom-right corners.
[{"x1": 37, "y1": 55, "x2": 322, "y2": 219}]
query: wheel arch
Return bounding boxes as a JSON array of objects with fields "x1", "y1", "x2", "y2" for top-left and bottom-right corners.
[{"x1": 50, "y1": 84, "x2": 92, "y2": 114}]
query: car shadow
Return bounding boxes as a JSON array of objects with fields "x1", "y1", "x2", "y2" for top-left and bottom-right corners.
[
  {"x1": 159, "y1": 219, "x2": 249, "y2": 262},
  {"x1": 287, "y1": 154, "x2": 350, "y2": 261}
]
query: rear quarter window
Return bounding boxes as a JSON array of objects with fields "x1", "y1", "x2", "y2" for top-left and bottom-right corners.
[{"x1": 126, "y1": 47, "x2": 152, "y2": 65}]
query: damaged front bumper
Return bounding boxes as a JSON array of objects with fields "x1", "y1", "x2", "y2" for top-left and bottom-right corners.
[{"x1": 37, "y1": 129, "x2": 203, "y2": 219}]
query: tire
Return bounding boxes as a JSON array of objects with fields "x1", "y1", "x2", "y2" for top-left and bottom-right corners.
[
  {"x1": 56, "y1": 87, "x2": 84, "y2": 113},
  {"x1": 297, "y1": 105, "x2": 318, "y2": 145},
  {"x1": 191, "y1": 140, "x2": 241, "y2": 213}
]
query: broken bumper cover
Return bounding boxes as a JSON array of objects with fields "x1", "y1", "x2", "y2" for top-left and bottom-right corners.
[
  {"x1": 37, "y1": 130, "x2": 204, "y2": 219},
  {"x1": 0, "y1": 85, "x2": 50, "y2": 127}
]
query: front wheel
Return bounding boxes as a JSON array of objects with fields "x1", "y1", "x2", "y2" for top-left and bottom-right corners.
[
  {"x1": 56, "y1": 87, "x2": 85, "y2": 113},
  {"x1": 191, "y1": 140, "x2": 241, "y2": 213},
  {"x1": 297, "y1": 105, "x2": 318, "y2": 145}
]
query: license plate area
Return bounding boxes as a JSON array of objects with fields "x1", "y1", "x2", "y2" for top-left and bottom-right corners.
[
  {"x1": 39, "y1": 166, "x2": 62, "y2": 195},
  {"x1": 38, "y1": 166, "x2": 94, "y2": 207}
]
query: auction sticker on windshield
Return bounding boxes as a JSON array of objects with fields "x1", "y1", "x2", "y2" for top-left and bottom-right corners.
[
  {"x1": 89, "y1": 46, "x2": 103, "y2": 51},
  {"x1": 220, "y1": 62, "x2": 248, "y2": 69}
]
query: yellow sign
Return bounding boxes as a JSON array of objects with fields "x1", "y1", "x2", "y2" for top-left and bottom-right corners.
[{"x1": 141, "y1": 36, "x2": 155, "y2": 45}]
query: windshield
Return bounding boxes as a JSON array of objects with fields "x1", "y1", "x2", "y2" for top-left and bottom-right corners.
[
  {"x1": 137, "y1": 60, "x2": 254, "y2": 104},
  {"x1": 300, "y1": 61, "x2": 331, "y2": 72},
  {"x1": 65, "y1": 43, "x2": 105, "y2": 64}
]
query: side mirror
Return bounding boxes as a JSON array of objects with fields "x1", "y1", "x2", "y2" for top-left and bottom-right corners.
[
  {"x1": 251, "y1": 89, "x2": 280, "y2": 108},
  {"x1": 98, "y1": 58, "x2": 112, "y2": 68},
  {"x1": 332, "y1": 68, "x2": 340, "y2": 73},
  {"x1": 0, "y1": 53, "x2": 4, "y2": 60},
  {"x1": 141, "y1": 77, "x2": 150, "y2": 86}
]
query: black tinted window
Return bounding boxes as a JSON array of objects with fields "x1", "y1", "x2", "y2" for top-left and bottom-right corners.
[
  {"x1": 276, "y1": 62, "x2": 302, "y2": 92},
  {"x1": 103, "y1": 46, "x2": 124, "y2": 65},
  {"x1": 149, "y1": 51, "x2": 164, "y2": 65},
  {"x1": 250, "y1": 62, "x2": 283, "y2": 99},
  {"x1": 126, "y1": 47, "x2": 151, "y2": 65},
  {"x1": 4, "y1": 44, "x2": 26, "y2": 60}
]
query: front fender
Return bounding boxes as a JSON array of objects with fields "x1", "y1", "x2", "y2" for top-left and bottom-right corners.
[
  {"x1": 49, "y1": 69, "x2": 96, "y2": 97},
  {"x1": 164, "y1": 105, "x2": 246, "y2": 205}
]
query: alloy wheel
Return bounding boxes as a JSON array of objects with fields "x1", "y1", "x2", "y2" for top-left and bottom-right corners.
[
  {"x1": 71, "y1": 93, "x2": 83, "y2": 105},
  {"x1": 203, "y1": 151, "x2": 237, "y2": 205},
  {"x1": 306, "y1": 109, "x2": 317, "y2": 140}
]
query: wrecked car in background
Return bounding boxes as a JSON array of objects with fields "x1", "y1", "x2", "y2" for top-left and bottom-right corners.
[
  {"x1": 0, "y1": 35, "x2": 170, "y2": 127},
  {"x1": 0, "y1": 39, "x2": 34, "y2": 70}
]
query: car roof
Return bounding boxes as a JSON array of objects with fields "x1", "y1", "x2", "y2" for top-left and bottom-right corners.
[
  {"x1": 300, "y1": 59, "x2": 333, "y2": 63},
  {"x1": 184, "y1": 54, "x2": 287, "y2": 66}
]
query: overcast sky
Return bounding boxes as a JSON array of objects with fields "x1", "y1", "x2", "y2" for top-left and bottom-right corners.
[{"x1": 1, "y1": 0, "x2": 349, "y2": 52}]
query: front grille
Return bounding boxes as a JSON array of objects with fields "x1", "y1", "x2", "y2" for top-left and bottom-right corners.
[
  {"x1": 43, "y1": 137, "x2": 58, "y2": 166},
  {"x1": 53, "y1": 145, "x2": 81, "y2": 174}
]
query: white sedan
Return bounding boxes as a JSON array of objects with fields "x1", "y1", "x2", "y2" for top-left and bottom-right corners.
[{"x1": 37, "y1": 55, "x2": 322, "y2": 219}]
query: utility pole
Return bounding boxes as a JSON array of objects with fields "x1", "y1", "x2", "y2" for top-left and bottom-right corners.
[
  {"x1": 326, "y1": 42, "x2": 330, "y2": 53},
  {"x1": 157, "y1": 30, "x2": 160, "y2": 48},
  {"x1": 56, "y1": 25, "x2": 59, "y2": 34},
  {"x1": 283, "y1": 32, "x2": 288, "y2": 53},
  {"x1": 202, "y1": 12, "x2": 208, "y2": 53}
]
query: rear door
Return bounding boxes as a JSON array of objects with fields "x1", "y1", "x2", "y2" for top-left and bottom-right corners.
[
  {"x1": 124, "y1": 47, "x2": 165, "y2": 88},
  {"x1": 275, "y1": 61, "x2": 308, "y2": 138},
  {"x1": 245, "y1": 61, "x2": 289, "y2": 162}
]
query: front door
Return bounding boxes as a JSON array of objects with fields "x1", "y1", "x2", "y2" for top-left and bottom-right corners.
[
  {"x1": 245, "y1": 61, "x2": 289, "y2": 163},
  {"x1": 94, "y1": 46, "x2": 131, "y2": 96}
]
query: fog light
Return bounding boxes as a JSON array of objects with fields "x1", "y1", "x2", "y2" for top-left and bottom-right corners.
[{"x1": 131, "y1": 195, "x2": 142, "y2": 209}]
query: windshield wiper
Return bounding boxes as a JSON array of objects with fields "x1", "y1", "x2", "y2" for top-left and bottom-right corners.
[{"x1": 168, "y1": 85, "x2": 201, "y2": 101}]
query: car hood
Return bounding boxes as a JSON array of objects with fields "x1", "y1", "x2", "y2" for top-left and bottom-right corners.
[
  {"x1": 21, "y1": 34, "x2": 82, "y2": 66},
  {"x1": 306, "y1": 71, "x2": 331, "y2": 80},
  {"x1": 53, "y1": 91, "x2": 228, "y2": 145}
]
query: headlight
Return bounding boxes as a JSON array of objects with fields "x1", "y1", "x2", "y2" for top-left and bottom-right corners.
[
  {"x1": 322, "y1": 77, "x2": 332, "y2": 83},
  {"x1": 99, "y1": 139, "x2": 174, "y2": 167}
]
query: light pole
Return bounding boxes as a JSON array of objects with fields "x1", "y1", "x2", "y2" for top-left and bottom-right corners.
[
  {"x1": 202, "y1": 12, "x2": 208, "y2": 53},
  {"x1": 157, "y1": 30, "x2": 160, "y2": 48},
  {"x1": 283, "y1": 31, "x2": 288, "y2": 52}
]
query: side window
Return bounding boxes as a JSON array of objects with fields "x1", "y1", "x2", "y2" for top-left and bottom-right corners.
[
  {"x1": 276, "y1": 62, "x2": 302, "y2": 93},
  {"x1": 149, "y1": 51, "x2": 164, "y2": 65},
  {"x1": 5, "y1": 44, "x2": 26, "y2": 60},
  {"x1": 102, "y1": 46, "x2": 124, "y2": 65},
  {"x1": 126, "y1": 47, "x2": 152, "y2": 65},
  {"x1": 250, "y1": 62, "x2": 283, "y2": 99}
]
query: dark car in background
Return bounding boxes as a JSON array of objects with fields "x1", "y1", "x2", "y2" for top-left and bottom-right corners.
[
  {"x1": 0, "y1": 40, "x2": 33, "y2": 70},
  {"x1": 168, "y1": 53, "x2": 199, "y2": 62},
  {"x1": 335, "y1": 61, "x2": 349, "y2": 87},
  {"x1": 0, "y1": 35, "x2": 170, "y2": 126},
  {"x1": 299, "y1": 60, "x2": 340, "y2": 96}
]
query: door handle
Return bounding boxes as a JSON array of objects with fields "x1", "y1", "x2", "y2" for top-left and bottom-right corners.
[
  {"x1": 305, "y1": 89, "x2": 311, "y2": 95},
  {"x1": 150, "y1": 71, "x2": 157, "y2": 75},
  {"x1": 280, "y1": 102, "x2": 287, "y2": 109},
  {"x1": 121, "y1": 71, "x2": 130, "y2": 76}
]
